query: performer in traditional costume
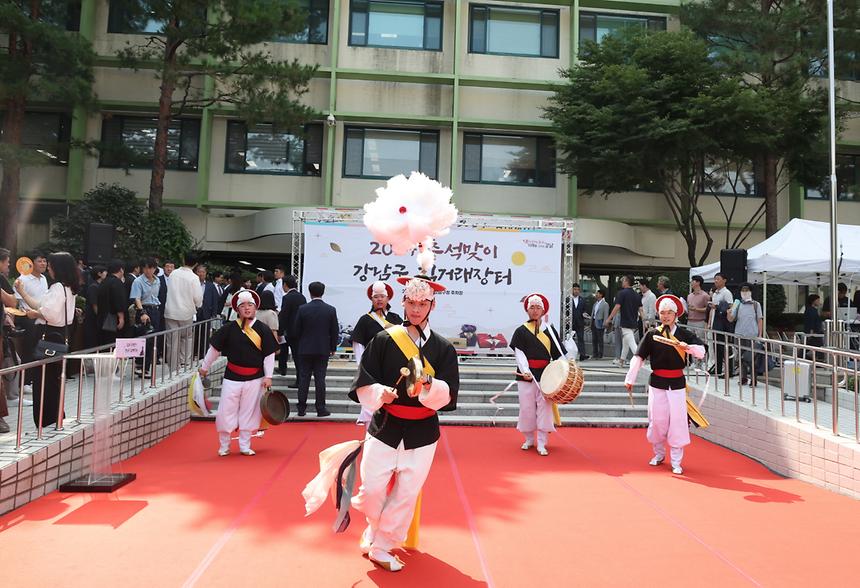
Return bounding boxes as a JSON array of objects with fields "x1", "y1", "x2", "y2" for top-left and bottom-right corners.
[
  {"x1": 624, "y1": 294, "x2": 705, "y2": 475},
  {"x1": 509, "y1": 293, "x2": 566, "y2": 456},
  {"x1": 351, "y1": 281, "x2": 403, "y2": 426},
  {"x1": 199, "y1": 289, "x2": 278, "y2": 457},
  {"x1": 348, "y1": 273, "x2": 459, "y2": 571}
]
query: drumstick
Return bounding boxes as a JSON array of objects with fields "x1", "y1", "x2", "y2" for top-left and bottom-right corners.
[
  {"x1": 653, "y1": 335, "x2": 684, "y2": 348},
  {"x1": 627, "y1": 387, "x2": 634, "y2": 408},
  {"x1": 393, "y1": 367, "x2": 410, "y2": 387}
]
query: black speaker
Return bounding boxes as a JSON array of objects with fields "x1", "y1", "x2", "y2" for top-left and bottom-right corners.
[
  {"x1": 86, "y1": 223, "x2": 115, "y2": 264},
  {"x1": 720, "y1": 249, "x2": 747, "y2": 285}
]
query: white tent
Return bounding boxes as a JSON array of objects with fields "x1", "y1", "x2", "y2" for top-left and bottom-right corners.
[{"x1": 689, "y1": 218, "x2": 860, "y2": 286}]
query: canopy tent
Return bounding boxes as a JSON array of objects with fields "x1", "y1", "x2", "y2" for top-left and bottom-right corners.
[{"x1": 689, "y1": 218, "x2": 860, "y2": 286}]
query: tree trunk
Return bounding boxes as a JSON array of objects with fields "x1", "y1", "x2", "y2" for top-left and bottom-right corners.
[
  {"x1": 1, "y1": 97, "x2": 26, "y2": 255},
  {"x1": 149, "y1": 42, "x2": 178, "y2": 212},
  {"x1": 763, "y1": 153, "x2": 779, "y2": 237}
]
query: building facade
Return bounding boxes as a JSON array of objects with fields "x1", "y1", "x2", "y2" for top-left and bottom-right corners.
[{"x1": 4, "y1": 0, "x2": 860, "y2": 280}]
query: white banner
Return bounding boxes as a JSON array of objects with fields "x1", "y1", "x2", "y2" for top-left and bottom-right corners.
[{"x1": 301, "y1": 223, "x2": 564, "y2": 354}]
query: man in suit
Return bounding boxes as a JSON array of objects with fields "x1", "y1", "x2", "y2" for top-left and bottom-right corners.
[
  {"x1": 569, "y1": 283, "x2": 590, "y2": 360},
  {"x1": 195, "y1": 264, "x2": 220, "y2": 358},
  {"x1": 293, "y1": 281, "x2": 338, "y2": 417},
  {"x1": 277, "y1": 274, "x2": 306, "y2": 380},
  {"x1": 97, "y1": 259, "x2": 127, "y2": 346},
  {"x1": 590, "y1": 289, "x2": 609, "y2": 359}
]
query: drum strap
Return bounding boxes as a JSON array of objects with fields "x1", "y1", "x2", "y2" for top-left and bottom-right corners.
[
  {"x1": 387, "y1": 325, "x2": 436, "y2": 377},
  {"x1": 663, "y1": 326, "x2": 710, "y2": 428}
]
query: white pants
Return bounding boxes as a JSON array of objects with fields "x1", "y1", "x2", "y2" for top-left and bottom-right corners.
[
  {"x1": 646, "y1": 386, "x2": 690, "y2": 467},
  {"x1": 216, "y1": 377, "x2": 264, "y2": 452},
  {"x1": 516, "y1": 380, "x2": 554, "y2": 447},
  {"x1": 620, "y1": 328, "x2": 638, "y2": 361},
  {"x1": 351, "y1": 435, "x2": 437, "y2": 552}
]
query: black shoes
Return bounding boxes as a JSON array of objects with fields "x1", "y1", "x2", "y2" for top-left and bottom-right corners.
[
  {"x1": 297, "y1": 409, "x2": 307, "y2": 417},
  {"x1": 317, "y1": 409, "x2": 331, "y2": 417}
]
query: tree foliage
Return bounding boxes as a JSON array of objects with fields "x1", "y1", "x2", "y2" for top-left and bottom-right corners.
[
  {"x1": 140, "y1": 208, "x2": 193, "y2": 263},
  {"x1": 0, "y1": 0, "x2": 96, "y2": 253},
  {"x1": 112, "y1": 0, "x2": 319, "y2": 210},
  {"x1": 51, "y1": 184, "x2": 146, "y2": 261},
  {"x1": 681, "y1": 0, "x2": 857, "y2": 235},
  {"x1": 546, "y1": 29, "x2": 756, "y2": 266}
]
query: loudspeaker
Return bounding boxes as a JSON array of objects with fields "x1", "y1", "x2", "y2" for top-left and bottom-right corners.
[
  {"x1": 86, "y1": 223, "x2": 115, "y2": 265},
  {"x1": 720, "y1": 249, "x2": 747, "y2": 285}
]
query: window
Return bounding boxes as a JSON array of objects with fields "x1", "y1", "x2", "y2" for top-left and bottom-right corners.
[
  {"x1": 579, "y1": 12, "x2": 666, "y2": 47},
  {"x1": 0, "y1": 112, "x2": 71, "y2": 165},
  {"x1": 701, "y1": 157, "x2": 757, "y2": 197},
  {"x1": 24, "y1": 0, "x2": 81, "y2": 31},
  {"x1": 278, "y1": 0, "x2": 329, "y2": 44},
  {"x1": 806, "y1": 155, "x2": 860, "y2": 201},
  {"x1": 343, "y1": 128, "x2": 438, "y2": 179},
  {"x1": 470, "y1": 5, "x2": 558, "y2": 58},
  {"x1": 350, "y1": 0, "x2": 442, "y2": 50},
  {"x1": 463, "y1": 133, "x2": 555, "y2": 187},
  {"x1": 108, "y1": 0, "x2": 166, "y2": 33},
  {"x1": 225, "y1": 122, "x2": 323, "y2": 175},
  {"x1": 100, "y1": 116, "x2": 200, "y2": 170}
]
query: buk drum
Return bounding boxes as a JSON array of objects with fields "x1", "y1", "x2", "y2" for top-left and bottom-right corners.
[
  {"x1": 260, "y1": 388, "x2": 291, "y2": 425},
  {"x1": 539, "y1": 359, "x2": 585, "y2": 404}
]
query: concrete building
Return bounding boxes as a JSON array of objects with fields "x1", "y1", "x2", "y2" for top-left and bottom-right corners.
[{"x1": 4, "y1": 0, "x2": 860, "y2": 288}]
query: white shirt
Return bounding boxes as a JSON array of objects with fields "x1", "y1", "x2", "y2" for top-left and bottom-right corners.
[
  {"x1": 38, "y1": 282, "x2": 75, "y2": 327},
  {"x1": 15, "y1": 273, "x2": 48, "y2": 311},
  {"x1": 273, "y1": 279, "x2": 283, "y2": 311},
  {"x1": 710, "y1": 287, "x2": 734, "y2": 323},
  {"x1": 164, "y1": 266, "x2": 203, "y2": 321},
  {"x1": 641, "y1": 289, "x2": 657, "y2": 320}
]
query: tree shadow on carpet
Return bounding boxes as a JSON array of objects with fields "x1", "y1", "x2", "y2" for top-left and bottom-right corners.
[{"x1": 677, "y1": 473, "x2": 804, "y2": 503}]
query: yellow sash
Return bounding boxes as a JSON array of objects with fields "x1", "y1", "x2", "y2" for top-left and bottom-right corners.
[
  {"x1": 387, "y1": 325, "x2": 436, "y2": 377},
  {"x1": 238, "y1": 319, "x2": 262, "y2": 351},
  {"x1": 368, "y1": 311, "x2": 392, "y2": 329},
  {"x1": 524, "y1": 321, "x2": 552, "y2": 354},
  {"x1": 662, "y1": 327, "x2": 709, "y2": 429}
]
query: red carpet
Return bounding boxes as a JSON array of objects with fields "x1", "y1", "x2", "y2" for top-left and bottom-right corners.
[{"x1": 2, "y1": 422, "x2": 860, "y2": 587}]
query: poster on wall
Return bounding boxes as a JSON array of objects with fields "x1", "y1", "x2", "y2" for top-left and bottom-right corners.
[{"x1": 301, "y1": 222, "x2": 564, "y2": 354}]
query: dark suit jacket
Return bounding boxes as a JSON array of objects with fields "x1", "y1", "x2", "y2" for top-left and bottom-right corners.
[
  {"x1": 96, "y1": 274, "x2": 127, "y2": 330},
  {"x1": 196, "y1": 281, "x2": 219, "y2": 320},
  {"x1": 570, "y1": 296, "x2": 588, "y2": 330},
  {"x1": 278, "y1": 289, "x2": 307, "y2": 340},
  {"x1": 294, "y1": 298, "x2": 338, "y2": 355},
  {"x1": 157, "y1": 274, "x2": 168, "y2": 308}
]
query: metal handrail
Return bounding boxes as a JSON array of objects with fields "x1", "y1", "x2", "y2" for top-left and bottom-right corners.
[
  {"x1": 686, "y1": 325, "x2": 860, "y2": 442},
  {"x1": 2, "y1": 316, "x2": 222, "y2": 451}
]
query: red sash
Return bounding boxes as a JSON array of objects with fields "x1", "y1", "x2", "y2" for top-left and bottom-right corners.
[
  {"x1": 527, "y1": 359, "x2": 549, "y2": 369},
  {"x1": 653, "y1": 368, "x2": 684, "y2": 378},
  {"x1": 227, "y1": 362, "x2": 261, "y2": 377},
  {"x1": 382, "y1": 404, "x2": 435, "y2": 420}
]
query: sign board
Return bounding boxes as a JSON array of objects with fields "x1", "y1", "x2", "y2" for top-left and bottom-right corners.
[
  {"x1": 302, "y1": 223, "x2": 564, "y2": 353},
  {"x1": 114, "y1": 338, "x2": 146, "y2": 358}
]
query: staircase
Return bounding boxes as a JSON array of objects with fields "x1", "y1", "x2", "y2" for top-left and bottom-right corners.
[{"x1": 269, "y1": 358, "x2": 648, "y2": 428}]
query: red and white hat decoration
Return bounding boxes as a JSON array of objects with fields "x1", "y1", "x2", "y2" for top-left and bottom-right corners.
[
  {"x1": 523, "y1": 293, "x2": 550, "y2": 316},
  {"x1": 367, "y1": 281, "x2": 394, "y2": 300},
  {"x1": 656, "y1": 294, "x2": 685, "y2": 318},
  {"x1": 231, "y1": 288, "x2": 260, "y2": 313}
]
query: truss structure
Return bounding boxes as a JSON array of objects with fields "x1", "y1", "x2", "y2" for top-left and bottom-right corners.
[{"x1": 291, "y1": 209, "x2": 577, "y2": 337}]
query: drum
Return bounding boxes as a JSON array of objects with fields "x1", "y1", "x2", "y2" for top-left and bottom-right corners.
[
  {"x1": 539, "y1": 359, "x2": 585, "y2": 404},
  {"x1": 260, "y1": 387, "x2": 291, "y2": 424}
]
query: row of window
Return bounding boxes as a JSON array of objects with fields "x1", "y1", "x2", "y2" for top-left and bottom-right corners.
[
  {"x1": 104, "y1": 0, "x2": 664, "y2": 59},
  {"x1": 7, "y1": 112, "x2": 858, "y2": 199},
  {"x1": 98, "y1": 115, "x2": 558, "y2": 186}
]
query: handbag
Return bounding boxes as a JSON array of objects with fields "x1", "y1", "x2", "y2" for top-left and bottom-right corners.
[{"x1": 35, "y1": 287, "x2": 70, "y2": 359}]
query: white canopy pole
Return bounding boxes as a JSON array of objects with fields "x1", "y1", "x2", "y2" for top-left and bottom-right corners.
[{"x1": 763, "y1": 271, "x2": 768, "y2": 335}]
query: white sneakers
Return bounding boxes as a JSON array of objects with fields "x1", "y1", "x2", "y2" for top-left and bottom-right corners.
[
  {"x1": 359, "y1": 527, "x2": 373, "y2": 555},
  {"x1": 218, "y1": 448, "x2": 230, "y2": 457},
  {"x1": 240, "y1": 449, "x2": 256, "y2": 456},
  {"x1": 537, "y1": 446, "x2": 549, "y2": 456},
  {"x1": 368, "y1": 548, "x2": 405, "y2": 572},
  {"x1": 649, "y1": 455, "x2": 683, "y2": 474},
  {"x1": 520, "y1": 440, "x2": 533, "y2": 450}
]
